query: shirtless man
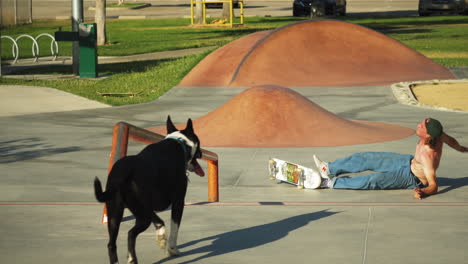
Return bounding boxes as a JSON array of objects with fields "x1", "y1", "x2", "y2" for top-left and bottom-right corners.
[{"x1": 313, "y1": 118, "x2": 467, "y2": 199}]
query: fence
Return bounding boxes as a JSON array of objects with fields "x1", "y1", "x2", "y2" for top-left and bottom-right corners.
[{"x1": 1, "y1": 0, "x2": 32, "y2": 27}]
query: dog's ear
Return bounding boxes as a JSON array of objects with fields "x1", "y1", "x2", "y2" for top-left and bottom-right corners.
[
  {"x1": 166, "y1": 115, "x2": 178, "y2": 134},
  {"x1": 184, "y1": 119, "x2": 194, "y2": 135}
]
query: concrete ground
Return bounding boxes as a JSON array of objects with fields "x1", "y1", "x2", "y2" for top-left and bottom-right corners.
[{"x1": 1, "y1": 79, "x2": 468, "y2": 263}]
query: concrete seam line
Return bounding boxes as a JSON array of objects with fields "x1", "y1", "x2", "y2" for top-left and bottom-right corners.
[{"x1": 362, "y1": 207, "x2": 373, "y2": 264}]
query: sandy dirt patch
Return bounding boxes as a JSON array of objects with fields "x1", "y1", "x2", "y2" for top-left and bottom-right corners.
[{"x1": 411, "y1": 82, "x2": 468, "y2": 111}]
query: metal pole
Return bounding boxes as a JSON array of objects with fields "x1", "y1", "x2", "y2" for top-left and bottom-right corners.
[
  {"x1": 14, "y1": 0, "x2": 18, "y2": 25},
  {"x1": 71, "y1": 0, "x2": 83, "y2": 75},
  {"x1": 207, "y1": 160, "x2": 219, "y2": 202},
  {"x1": 0, "y1": 31, "x2": 2, "y2": 77}
]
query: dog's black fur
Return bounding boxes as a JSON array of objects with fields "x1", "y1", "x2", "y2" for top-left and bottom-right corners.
[{"x1": 94, "y1": 116, "x2": 204, "y2": 264}]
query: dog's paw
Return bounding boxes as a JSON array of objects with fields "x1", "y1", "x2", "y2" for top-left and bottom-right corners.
[
  {"x1": 166, "y1": 247, "x2": 180, "y2": 257},
  {"x1": 157, "y1": 234, "x2": 167, "y2": 249}
]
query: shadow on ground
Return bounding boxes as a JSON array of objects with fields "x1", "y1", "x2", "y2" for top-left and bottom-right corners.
[
  {"x1": 155, "y1": 210, "x2": 339, "y2": 264},
  {"x1": 0, "y1": 138, "x2": 80, "y2": 163},
  {"x1": 437, "y1": 177, "x2": 468, "y2": 195}
]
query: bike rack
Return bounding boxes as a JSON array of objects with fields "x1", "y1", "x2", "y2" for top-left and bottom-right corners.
[
  {"x1": 101, "y1": 122, "x2": 219, "y2": 224},
  {"x1": 1, "y1": 33, "x2": 59, "y2": 64},
  {"x1": 1, "y1": 36, "x2": 20, "y2": 64}
]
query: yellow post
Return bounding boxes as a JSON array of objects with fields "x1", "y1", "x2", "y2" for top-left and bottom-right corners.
[
  {"x1": 202, "y1": 0, "x2": 206, "y2": 24},
  {"x1": 190, "y1": 0, "x2": 194, "y2": 25},
  {"x1": 229, "y1": 0, "x2": 233, "y2": 27},
  {"x1": 240, "y1": 1, "x2": 244, "y2": 24}
]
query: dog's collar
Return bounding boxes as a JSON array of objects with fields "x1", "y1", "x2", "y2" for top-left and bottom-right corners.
[{"x1": 165, "y1": 132, "x2": 196, "y2": 162}]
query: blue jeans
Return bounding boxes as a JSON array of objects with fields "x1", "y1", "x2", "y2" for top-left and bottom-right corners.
[{"x1": 329, "y1": 152, "x2": 419, "y2": 190}]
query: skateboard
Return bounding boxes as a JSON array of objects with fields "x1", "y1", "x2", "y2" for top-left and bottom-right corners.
[{"x1": 268, "y1": 158, "x2": 322, "y2": 189}]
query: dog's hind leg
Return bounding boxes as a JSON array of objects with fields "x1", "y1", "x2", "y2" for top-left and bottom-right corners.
[
  {"x1": 152, "y1": 213, "x2": 167, "y2": 249},
  {"x1": 107, "y1": 200, "x2": 124, "y2": 264},
  {"x1": 127, "y1": 216, "x2": 152, "y2": 264},
  {"x1": 167, "y1": 200, "x2": 184, "y2": 257}
]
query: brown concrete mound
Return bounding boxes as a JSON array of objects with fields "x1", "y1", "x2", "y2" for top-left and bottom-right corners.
[
  {"x1": 179, "y1": 20, "x2": 454, "y2": 87},
  {"x1": 179, "y1": 30, "x2": 272, "y2": 87},
  {"x1": 148, "y1": 85, "x2": 414, "y2": 147}
]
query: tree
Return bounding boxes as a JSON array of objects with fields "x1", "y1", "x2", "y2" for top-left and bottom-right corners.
[
  {"x1": 222, "y1": 2, "x2": 230, "y2": 19},
  {"x1": 194, "y1": 2, "x2": 203, "y2": 24},
  {"x1": 95, "y1": 0, "x2": 107, "y2": 45}
]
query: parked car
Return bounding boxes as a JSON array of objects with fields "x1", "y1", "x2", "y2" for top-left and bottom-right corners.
[
  {"x1": 205, "y1": 0, "x2": 240, "y2": 8},
  {"x1": 418, "y1": 0, "x2": 468, "y2": 16},
  {"x1": 293, "y1": 0, "x2": 346, "y2": 17}
]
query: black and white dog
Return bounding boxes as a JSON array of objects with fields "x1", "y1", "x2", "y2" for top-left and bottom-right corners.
[{"x1": 94, "y1": 116, "x2": 205, "y2": 264}]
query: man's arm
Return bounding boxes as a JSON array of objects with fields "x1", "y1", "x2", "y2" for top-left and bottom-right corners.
[
  {"x1": 441, "y1": 133, "x2": 468, "y2": 152},
  {"x1": 414, "y1": 169, "x2": 438, "y2": 199},
  {"x1": 413, "y1": 155, "x2": 438, "y2": 200}
]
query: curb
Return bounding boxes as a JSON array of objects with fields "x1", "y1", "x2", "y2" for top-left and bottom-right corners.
[{"x1": 88, "y1": 3, "x2": 151, "y2": 11}]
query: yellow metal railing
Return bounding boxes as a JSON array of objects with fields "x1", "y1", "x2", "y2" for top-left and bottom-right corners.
[{"x1": 190, "y1": 0, "x2": 244, "y2": 27}]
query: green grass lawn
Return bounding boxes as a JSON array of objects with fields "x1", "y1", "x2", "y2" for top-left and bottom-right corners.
[
  {"x1": 1, "y1": 16, "x2": 467, "y2": 106},
  {"x1": 1, "y1": 51, "x2": 212, "y2": 106}
]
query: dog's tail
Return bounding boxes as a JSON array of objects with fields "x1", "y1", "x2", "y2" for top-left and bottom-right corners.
[
  {"x1": 94, "y1": 156, "x2": 136, "y2": 203},
  {"x1": 94, "y1": 177, "x2": 115, "y2": 203}
]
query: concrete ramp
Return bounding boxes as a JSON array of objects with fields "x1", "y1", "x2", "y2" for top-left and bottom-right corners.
[
  {"x1": 148, "y1": 85, "x2": 414, "y2": 147},
  {"x1": 179, "y1": 20, "x2": 454, "y2": 87}
]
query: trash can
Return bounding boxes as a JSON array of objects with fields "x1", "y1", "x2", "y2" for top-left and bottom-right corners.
[{"x1": 78, "y1": 23, "x2": 98, "y2": 78}]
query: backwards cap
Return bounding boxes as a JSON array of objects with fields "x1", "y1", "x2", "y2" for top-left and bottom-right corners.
[{"x1": 426, "y1": 118, "x2": 443, "y2": 140}]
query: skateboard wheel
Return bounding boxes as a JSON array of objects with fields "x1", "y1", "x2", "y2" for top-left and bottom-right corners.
[
  {"x1": 269, "y1": 176, "x2": 276, "y2": 180},
  {"x1": 297, "y1": 185, "x2": 304, "y2": 189}
]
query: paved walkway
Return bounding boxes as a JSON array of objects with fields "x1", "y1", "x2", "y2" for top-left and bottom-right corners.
[
  {"x1": 0, "y1": 85, "x2": 109, "y2": 117},
  {"x1": 1, "y1": 51, "x2": 468, "y2": 263}
]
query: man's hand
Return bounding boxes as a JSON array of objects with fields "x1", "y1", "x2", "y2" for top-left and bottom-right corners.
[{"x1": 413, "y1": 188, "x2": 424, "y2": 200}]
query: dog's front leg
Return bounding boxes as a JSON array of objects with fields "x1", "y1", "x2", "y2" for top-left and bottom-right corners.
[{"x1": 166, "y1": 201, "x2": 184, "y2": 257}]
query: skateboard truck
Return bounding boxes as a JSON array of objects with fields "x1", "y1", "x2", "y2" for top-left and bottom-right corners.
[
  {"x1": 269, "y1": 159, "x2": 278, "y2": 180},
  {"x1": 296, "y1": 168, "x2": 305, "y2": 189}
]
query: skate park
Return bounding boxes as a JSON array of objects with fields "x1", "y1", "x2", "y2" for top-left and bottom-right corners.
[{"x1": 2, "y1": 7, "x2": 468, "y2": 264}]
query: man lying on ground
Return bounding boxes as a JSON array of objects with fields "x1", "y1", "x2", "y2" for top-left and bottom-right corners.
[{"x1": 313, "y1": 118, "x2": 467, "y2": 199}]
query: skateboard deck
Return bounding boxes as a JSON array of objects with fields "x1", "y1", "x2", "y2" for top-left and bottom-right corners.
[{"x1": 268, "y1": 158, "x2": 322, "y2": 189}]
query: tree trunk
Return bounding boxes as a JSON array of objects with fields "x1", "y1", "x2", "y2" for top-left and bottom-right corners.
[
  {"x1": 194, "y1": 2, "x2": 203, "y2": 24},
  {"x1": 222, "y1": 2, "x2": 230, "y2": 19},
  {"x1": 96, "y1": 0, "x2": 107, "y2": 46}
]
